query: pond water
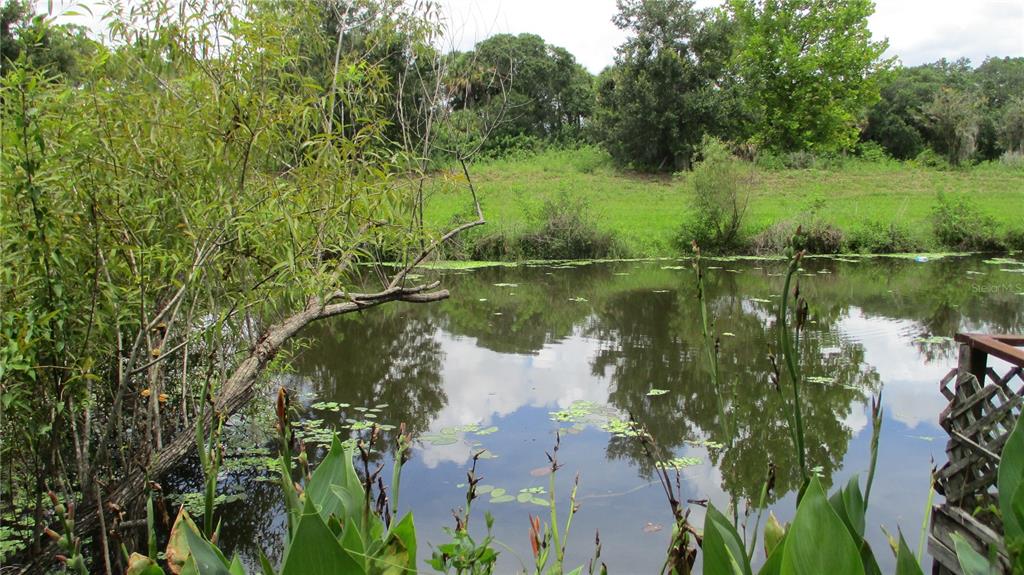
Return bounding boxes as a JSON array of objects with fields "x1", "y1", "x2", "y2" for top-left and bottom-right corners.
[{"x1": 202, "y1": 255, "x2": 1024, "y2": 573}]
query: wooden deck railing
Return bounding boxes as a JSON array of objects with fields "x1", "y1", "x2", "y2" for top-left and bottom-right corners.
[{"x1": 930, "y1": 333, "x2": 1023, "y2": 574}]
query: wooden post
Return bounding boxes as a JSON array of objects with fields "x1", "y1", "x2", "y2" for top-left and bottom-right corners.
[{"x1": 957, "y1": 343, "x2": 988, "y2": 386}]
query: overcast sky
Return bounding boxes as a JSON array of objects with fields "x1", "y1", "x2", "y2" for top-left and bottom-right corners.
[
  {"x1": 435, "y1": 0, "x2": 1024, "y2": 72},
  {"x1": 46, "y1": 0, "x2": 1024, "y2": 72}
]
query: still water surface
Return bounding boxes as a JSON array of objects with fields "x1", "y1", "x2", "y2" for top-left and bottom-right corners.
[{"x1": 204, "y1": 255, "x2": 1024, "y2": 572}]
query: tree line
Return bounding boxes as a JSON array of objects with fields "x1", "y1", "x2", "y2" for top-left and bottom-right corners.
[
  {"x1": 462, "y1": 0, "x2": 1023, "y2": 170},
  {"x1": 5, "y1": 0, "x2": 1023, "y2": 172}
]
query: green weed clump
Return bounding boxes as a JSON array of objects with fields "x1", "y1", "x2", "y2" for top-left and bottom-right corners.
[
  {"x1": 932, "y1": 193, "x2": 1003, "y2": 251},
  {"x1": 466, "y1": 194, "x2": 622, "y2": 261},
  {"x1": 675, "y1": 137, "x2": 751, "y2": 253},
  {"x1": 848, "y1": 221, "x2": 920, "y2": 253},
  {"x1": 751, "y1": 221, "x2": 845, "y2": 255}
]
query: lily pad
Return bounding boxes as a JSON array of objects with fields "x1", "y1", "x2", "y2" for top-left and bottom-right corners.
[
  {"x1": 656, "y1": 457, "x2": 702, "y2": 469},
  {"x1": 421, "y1": 435, "x2": 458, "y2": 446},
  {"x1": 474, "y1": 426, "x2": 498, "y2": 436}
]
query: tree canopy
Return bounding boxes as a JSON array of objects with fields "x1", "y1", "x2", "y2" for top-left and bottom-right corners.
[
  {"x1": 728, "y1": 0, "x2": 891, "y2": 153},
  {"x1": 594, "y1": 0, "x2": 743, "y2": 171}
]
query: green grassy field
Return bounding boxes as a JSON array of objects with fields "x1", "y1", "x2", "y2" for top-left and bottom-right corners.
[{"x1": 423, "y1": 147, "x2": 1024, "y2": 257}]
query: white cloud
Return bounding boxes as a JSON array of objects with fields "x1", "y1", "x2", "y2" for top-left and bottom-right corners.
[
  {"x1": 418, "y1": 331, "x2": 611, "y2": 468},
  {"x1": 836, "y1": 308, "x2": 950, "y2": 430}
]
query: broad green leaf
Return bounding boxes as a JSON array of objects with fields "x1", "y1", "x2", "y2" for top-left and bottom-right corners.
[
  {"x1": 998, "y1": 415, "x2": 1024, "y2": 540},
  {"x1": 702, "y1": 503, "x2": 753, "y2": 575},
  {"x1": 828, "y1": 475, "x2": 866, "y2": 538},
  {"x1": 228, "y1": 556, "x2": 245, "y2": 575},
  {"x1": 375, "y1": 512, "x2": 417, "y2": 574},
  {"x1": 307, "y1": 435, "x2": 362, "y2": 525},
  {"x1": 281, "y1": 499, "x2": 363, "y2": 575},
  {"x1": 780, "y1": 477, "x2": 864, "y2": 575},
  {"x1": 277, "y1": 456, "x2": 300, "y2": 539},
  {"x1": 894, "y1": 530, "x2": 924, "y2": 575},
  {"x1": 256, "y1": 549, "x2": 276, "y2": 575},
  {"x1": 166, "y1": 508, "x2": 197, "y2": 573},
  {"x1": 180, "y1": 519, "x2": 232, "y2": 575},
  {"x1": 950, "y1": 533, "x2": 998, "y2": 575},
  {"x1": 341, "y1": 517, "x2": 367, "y2": 572}
]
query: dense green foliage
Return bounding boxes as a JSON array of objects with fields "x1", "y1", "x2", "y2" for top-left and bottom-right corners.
[
  {"x1": 862, "y1": 57, "x2": 1024, "y2": 163},
  {"x1": 593, "y1": 0, "x2": 742, "y2": 171},
  {"x1": 728, "y1": 0, "x2": 890, "y2": 154},
  {"x1": 455, "y1": 34, "x2": 593, "y2": 144},
  {"x1": 0, "y1": 0, "x2": 466, "y2": 567},
  {"x1": 677, "y1": 137, "x2": 752, "y2": 251}
]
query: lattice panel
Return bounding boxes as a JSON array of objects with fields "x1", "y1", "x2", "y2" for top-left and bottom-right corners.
[{"x1": 935, "y1": 369, "x2": 1023, "y2": 507}]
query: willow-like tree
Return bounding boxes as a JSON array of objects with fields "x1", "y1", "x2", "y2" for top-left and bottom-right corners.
[
  {"x1": 0, "y1": 0, "x2": 486, "y2": 570},
  {"x1": 728, "y1": 0, "x2": 891, "y2": 153}
]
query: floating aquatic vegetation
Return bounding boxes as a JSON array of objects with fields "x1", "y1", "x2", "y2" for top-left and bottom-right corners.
[
  {"x1": 685, "y1": 439, "x2": 725, "y2": 450},
  {"x1": 493, "y1": 282, "x2": 519, "y2": 288},
  {"x1": 655, "y1": 457, "x2": 702, "y2": 470},
  {"x1": 293, "y1": 419, "x2": 335, "y2": 446},
  {"x1": 487, "y1": 488, "x2": 514, "y2": 503},
  {"x1": 646, "y1": 389, "x2": 669, "y2": 396},
  {"x1": 392, "y1": 260, "x2": 519, "y2": 270},
  {"x1": 601, "y1": 418, "x2": 642, "y2": 438},
  {"x1": 982, "y1": 257, "x2": 1023, "y2": 266},
  {"x1": 749, "y1": 297, "x2": 772, "y2": 304},
  {"x1": 660, "y1": 265, "x2": 686, "y2": 270},
  {"x1": 310, "y1": 401, "x2": 350, "y2": 411},
  {"x1": 420, "y1": 434, "x2": 458, "y2": 446},
  {"x1": 568, "y1": 296, "x2": 588, "y2": 302},
  {"x1": 516, "y1": 487, "x2": 549, "y2": 506},
  {"x1": 169, "y1": 491, "x2": 247, "y2": 517},
  {"x1": 419, "y1": 423, "x2": 499, "y2": 446}
]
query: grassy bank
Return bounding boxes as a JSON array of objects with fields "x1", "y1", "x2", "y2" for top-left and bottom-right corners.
[{"x1": 424, "y1": 147, "x2": 1024, "y2": 257}]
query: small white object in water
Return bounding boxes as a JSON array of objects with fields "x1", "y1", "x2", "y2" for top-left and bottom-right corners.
[{"x1": 914, "y1": 256, "x2": 929, "y2": 263}]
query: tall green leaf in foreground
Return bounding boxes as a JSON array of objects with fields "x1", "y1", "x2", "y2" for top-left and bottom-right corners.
[{"x1": 779, "y1": 477, "x2": 864, "y2": 575}]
